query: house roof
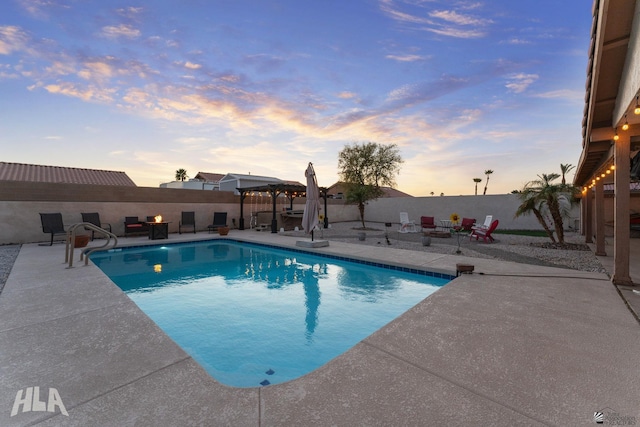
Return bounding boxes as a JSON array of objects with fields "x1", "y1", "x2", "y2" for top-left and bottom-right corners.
[
  {"x1": 575, "y1": 0, "x2": 639, "y2": 186},
  {"x1": 220, "y1": 173, "x2": 282, "y2": 183},
  {"x1": 0, "y1": 162, "x2": 137, "y2": 186},
  {"x1": 327, "y1": 182, "x2": 413, "y2": 197},
  {"x1": 193, "y1": 172, "x2": 225, "y2": 183}
]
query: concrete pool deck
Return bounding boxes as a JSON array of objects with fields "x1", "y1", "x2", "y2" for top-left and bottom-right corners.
[{"x1": 1, "y1": 231, "x2": 639, "y2": 426}]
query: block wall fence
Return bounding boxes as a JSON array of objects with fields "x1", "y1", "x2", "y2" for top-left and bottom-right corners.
[{"x1": 2, "y1": 181, "x2": 633, "y2": 245}]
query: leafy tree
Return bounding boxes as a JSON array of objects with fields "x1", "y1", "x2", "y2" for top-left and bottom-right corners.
[
  {"x1": 473, "y1": 178, "x2": 482, "y2": 195},
  {"x1": 338, "y1": 142, "x2": 403, "y2": 227},
  {"x1": 175, "y1": 168, "x2": 188, "y2": 181},
  {"x1": 514, "y1": 172, "x2": 579, "y2": 244},
  {"x1": 483, "y1": 170, "x2": 493, "y2": 195},
  {"x1": 560, "y1": 163, "x2": 575, "y2": 185}
]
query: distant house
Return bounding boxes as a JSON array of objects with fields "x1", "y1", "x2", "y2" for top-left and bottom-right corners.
[
  {"x1": 159, "y1": 171, "x2": 225, "y2": 190},
  {"x1": 0, "y1": 162, "x2": 136, "y2": 186},
  {"x1": 218, "y1": 173, "x2": 283, "y2": 194},
  {"x1": 326, "y1": 182, "x2": 413, "y2": 199}
]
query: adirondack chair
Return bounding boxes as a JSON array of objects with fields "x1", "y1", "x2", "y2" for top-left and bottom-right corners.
[{"x1": 469, "y1": 219, "x2": 499, "y2": 243}]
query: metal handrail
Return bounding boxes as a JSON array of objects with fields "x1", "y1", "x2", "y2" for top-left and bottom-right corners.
[{"x1": 65, "y1": 222, "x2": 118, "y2": 268}]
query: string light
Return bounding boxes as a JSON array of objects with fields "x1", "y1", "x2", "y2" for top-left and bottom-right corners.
[
  {"x1": 622, "y1": 114, "x2": 629, "y2": 131},
  {"x1": 635, "y1": 95, "x2": 640, "y2": 115},
  {"x1": 614, "y1": 128, "x2": 619, "y2": 141}
]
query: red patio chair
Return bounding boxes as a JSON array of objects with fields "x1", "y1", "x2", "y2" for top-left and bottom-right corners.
[
  {"x1": 454, "y1": 217, "x2": 476, "y2": 232},
  {"x1": 420, "y1": 216, "x2": 437, "y2": 231},
  {"x1": 469, "y1": 219, "x2": 499, "y2": 243}
]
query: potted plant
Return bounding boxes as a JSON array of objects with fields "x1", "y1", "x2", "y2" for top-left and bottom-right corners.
[
  {"x1": 74, "y1": 235, "x2": 90, "y2": 248},
  {"x1": 218, "y1": 226, "x2": 230, "y2": 236}
]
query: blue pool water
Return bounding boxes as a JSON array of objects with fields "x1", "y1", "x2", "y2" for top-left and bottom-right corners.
[{"x1": 91, "y1": 240, "x2": 450, "y2": 387}]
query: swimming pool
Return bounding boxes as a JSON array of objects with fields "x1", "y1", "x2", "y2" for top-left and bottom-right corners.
[{"x1": 91, "y1": 240, "x2": 451, "y2": 387}]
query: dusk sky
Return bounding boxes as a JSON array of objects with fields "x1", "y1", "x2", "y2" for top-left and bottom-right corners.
[{"x1": 0, "y1": 0, "x2": 592, "y2": 196}]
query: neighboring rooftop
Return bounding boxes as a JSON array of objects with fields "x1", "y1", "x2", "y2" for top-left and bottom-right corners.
[
  {"x1": 0, "y1": 162, "x2": 137, "y2": 186},
  {"x1": 193, "y1": 172, "x2": 225, "y2": 183}
]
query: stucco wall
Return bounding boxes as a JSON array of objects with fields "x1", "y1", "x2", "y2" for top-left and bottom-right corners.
[
  {"x1": 0, "y1": 181, "x2": 358, "y2": 245},
  {"x1": 0, "y1": 181, "x2": 603, "y2": 245},
  {"x1": 362, "y1": 194, "x2": 580, "y2": 231}
]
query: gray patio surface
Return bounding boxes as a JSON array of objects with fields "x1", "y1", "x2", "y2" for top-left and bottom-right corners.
[{"x1": 1, "y1": 231, "x2": 639, "y2": 426}]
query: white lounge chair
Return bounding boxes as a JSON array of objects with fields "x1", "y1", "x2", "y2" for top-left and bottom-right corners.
[{"x1": 399, "y1": 212, "x2": 417, "y2": 233}]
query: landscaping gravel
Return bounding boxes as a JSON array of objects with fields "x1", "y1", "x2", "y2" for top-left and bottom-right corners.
[
  {"x1": 283, "y1": 221, "x2": 608, "y2": 274},
  {"x1": 0, "y1": 245, "x2": 21, "y2": 294}
]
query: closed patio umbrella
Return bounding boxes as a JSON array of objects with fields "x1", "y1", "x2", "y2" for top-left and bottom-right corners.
[{"x1": 302, "y1": 162, "x2": 320, "y2": 241}]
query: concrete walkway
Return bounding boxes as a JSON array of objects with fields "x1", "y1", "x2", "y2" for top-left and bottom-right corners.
[{"x1": 1, "y1": 231, "x2": 639, "y2": 426}]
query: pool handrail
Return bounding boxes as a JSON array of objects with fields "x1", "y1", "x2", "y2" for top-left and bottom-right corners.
[{"x1": 65, "y1": 222, "x2": 118, "y2": 268}]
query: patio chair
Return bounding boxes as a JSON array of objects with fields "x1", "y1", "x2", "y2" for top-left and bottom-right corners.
[
  {"x1": 454, "y1": 217, "x2": 476, "y2": 232},
  {"x1": 469, "y1": 219, "x2": 499, "y2": 243},
  {"x1": 124, "y1": 216, "x2": 148, "y2": 236},
  {"x1": 39, "y1": 213, "x2": 67, "y2": 246},
  {"x1": 207, "y1": 212, "x2": 228, "y2": 233},
  {"x1": 472, "y1": 215, "x2": 493, "y2": 231},
  {"x1": 179, "y1": 211, "x2": 196, "y2": 234},
  {"x1": 420, "y1": 216, "x2": 437, "y2": 231},
  {"x1": 81, "y1": 212, "x2": 112, "y2": 240},
  {"x1": 399, "y1": 212, "x2": 417, "y2": 233}
]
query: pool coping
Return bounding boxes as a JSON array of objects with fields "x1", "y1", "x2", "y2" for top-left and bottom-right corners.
[{"x1": 1, "y1": 231, "x2": 639, "y2": 426}]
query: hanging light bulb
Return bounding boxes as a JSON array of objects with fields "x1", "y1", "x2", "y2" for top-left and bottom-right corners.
[
  {"x1": 614, "y1": 128, "x2": 619, "y2": 141},
  {"x1": 622, "y1": 114, "x2": 629, "y2": 131},
  {"x1": 635, "y1": 95, "x2": 640, "y2": 115}
]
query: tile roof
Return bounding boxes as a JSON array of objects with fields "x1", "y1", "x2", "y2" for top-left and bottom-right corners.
[{"x1": 0, "y1": 162, "x2": 137, "y2": 186}]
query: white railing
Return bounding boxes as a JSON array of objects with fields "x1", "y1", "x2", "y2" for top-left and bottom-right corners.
[{"x1": 65, "y1": 223, "x2": 118, "y2": 268}]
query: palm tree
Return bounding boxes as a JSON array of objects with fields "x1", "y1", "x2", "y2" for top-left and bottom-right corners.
[
  {"x1": 175, "y1": 168, "x2": 188, "y2": 182},
  {"x1": 473, "y1": 178, "x2": 482, "y2": 195},
  {"x1": 515, "y1": 187, "x2": 557, "y2": 243},
  {"x1": 560, "y1": 163, "x2": 575, "y2": 185},
  {"x1": 514, "y1": 173, "x2": 579, "y2": 244},
  {"x1": 482, "y1": 170, "x2": 493, "y2": 195}
]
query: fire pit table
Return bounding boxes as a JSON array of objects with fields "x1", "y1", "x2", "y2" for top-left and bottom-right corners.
[{"x1": 146, "y1": 221, "x2": 170, "y2": 240}]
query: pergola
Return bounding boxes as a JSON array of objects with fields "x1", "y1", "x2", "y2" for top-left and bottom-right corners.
[
  {"x1": 237, "y1": 183, "x2": 329, "y2": 233},
  {"x1": 574, "y1": 0, "x2": 639, "y2": 285}
]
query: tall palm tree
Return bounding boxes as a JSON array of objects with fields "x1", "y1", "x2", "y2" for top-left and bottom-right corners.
[
  {"x1": 473, "y1": 178, "x2": 482, "y2": 195},
  {"x1": 175, "y1": 168, "x2": 188, "y2": 182},
  {"x1": 560, "y1": 163, "x2": 575, "y2": 185},
  {"x1": 482, "y1": 170, "x2": 493, "y2": 195}
]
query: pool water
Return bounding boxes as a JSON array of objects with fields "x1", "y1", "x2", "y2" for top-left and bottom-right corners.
[{"x1": 91, "y1": 240, "x2": 450, "y2": 387}]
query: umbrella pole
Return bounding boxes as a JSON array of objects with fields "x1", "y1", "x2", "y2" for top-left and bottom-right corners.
[{"x1": 311, "y1": 230, "x2": 314, "y2": 241}]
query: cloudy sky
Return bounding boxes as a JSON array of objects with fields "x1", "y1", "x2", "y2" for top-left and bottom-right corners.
[{"x1": 0, "y1": 0, "x2": 591, "y2": 195}]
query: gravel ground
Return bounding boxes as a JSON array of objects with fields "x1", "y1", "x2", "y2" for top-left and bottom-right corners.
[
  {"x1": 0, "y1": 245, "x2": 21, "y2": 294},
  {"x1": 0, "y1": 223, "x2": 607, "y2": 293},
  {"x1": 283, "y1": 221, "x2": 608, "y2": 274}
]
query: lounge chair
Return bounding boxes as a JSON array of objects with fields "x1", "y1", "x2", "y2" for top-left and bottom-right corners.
[
  {"x1": 179, "y1": 211, "x2": 196, "y2": 234},
  {"x1": 124, "y1": 216, "x2": 149, "y2": 236},
  {"x1": 208, "y1": 212, "x2": 228, "y2": 233},
  {"x1": 469, "y1": 219, "x2": 499, "y2": 243},
  {"x1": 39, "y1": 213, "x2": 67, "y2": 246},
  {"x1": 81, "y1": 212, "x2": 112, "y2": 240},
  {"x1": 399, "y1": 212, "x2": 417, "y2": 233},
  {"x1": 420, "y1": 216, "x2": 437, "y2": 231}
]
